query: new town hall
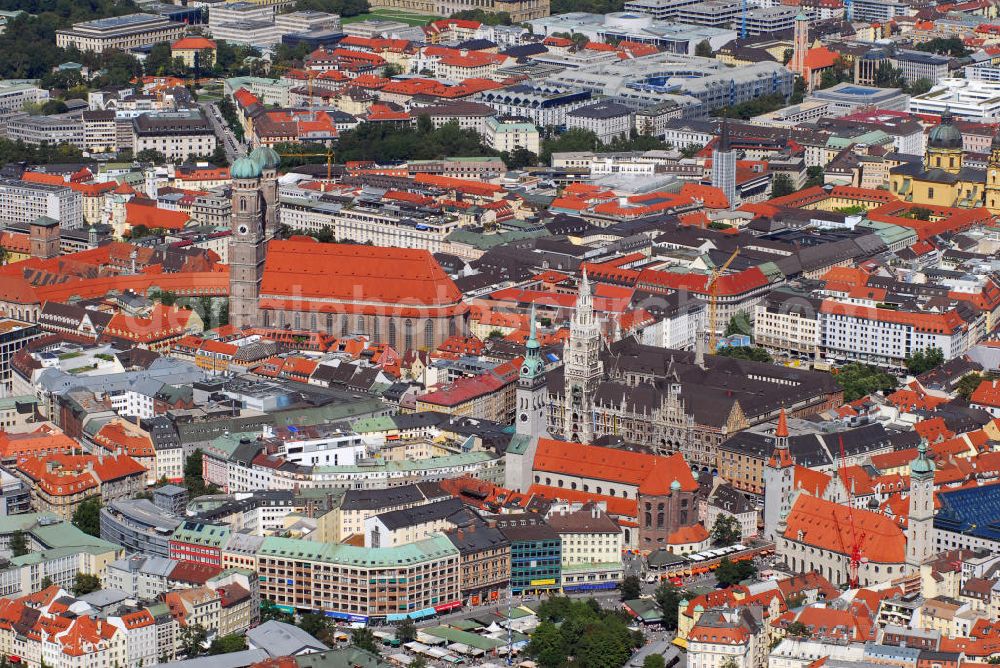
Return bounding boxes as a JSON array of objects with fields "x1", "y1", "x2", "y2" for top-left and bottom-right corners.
[{"x1": 537, "y1": 274, "x2": 845, "y2": 470}]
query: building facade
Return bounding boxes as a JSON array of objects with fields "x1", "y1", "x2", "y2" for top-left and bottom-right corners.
[{"x1": 56, "y1": 13, "x2": 186, "y2": 52}]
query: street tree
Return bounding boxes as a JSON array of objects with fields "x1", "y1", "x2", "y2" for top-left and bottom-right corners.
[
  {"x1": 771, "y1": 173, "x2": 796, "y2": 198},
  {"x1": 9, "y1": 531, "x2": 28, "y2": 557},
  {"x1": 714, "y1": 558, "x2": 757, "y2": 587},
  {"x1": 620, "y1": 574, "x2": 641, "y2": 601},
  {"x1": 396, "y1": 617, "x2": 417, "y2": 643},
  {"x1": 73, "y1": 573, "x2": 101, "y2": 596},
  {"x1": 353, "y1": 627, "x2": 379, "y2": 653},
  {"x1": 711, "y1": 515, "x2": 741, "y2": 547},
  {"x1": 653, "y1": 582, "x2": 685, "y2": 630},
  {"x1": 71, "y1": 497, "x2": 101, "y2": 537}
]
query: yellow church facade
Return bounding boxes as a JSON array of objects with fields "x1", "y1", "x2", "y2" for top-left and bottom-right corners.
[{"x1": 889, "y1": 110, "x2": 997, "y2": 210}]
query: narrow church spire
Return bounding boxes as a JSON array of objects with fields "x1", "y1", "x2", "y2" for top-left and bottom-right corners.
[{"x1": 527, "y1": 302, "x2": 539, "y2": 349}]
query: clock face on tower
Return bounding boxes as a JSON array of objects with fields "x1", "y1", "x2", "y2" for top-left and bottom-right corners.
[
  {"x1": 237, "y1": 224, "x2": 249, "y2": 236},
  {"x1": 520, "y1": 413, "x2": 528, "y2": 422},
  {"x1": 521, "y1": 365, "x2": 530, "y2": 375}
]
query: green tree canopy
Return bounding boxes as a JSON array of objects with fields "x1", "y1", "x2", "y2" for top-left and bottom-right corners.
[
  {"x1": 72, "y1": 572, "x2": 101, "y2": 596},
  {"x1": 353, "y1": 627, "x2": 379, "y2": 653},
  {"x1": 714, "y1": 557, "x2": 756, "y2": 587},
  {"x1": 906, "y1": 78, "x2": 933, "y2": 96},
  {"x1": 906, "y1": 347, "x2": 945, "y2": 376},
  {"x1": 785, "y1": 621, "x2": 810, "y2": 637},
  {"x1": 789, "y1": 76, "x2": 806, "y2": 104},
  {"x1": 620, "y1": 574, "x2": 641, "y2": 601},
  {"x1": 835, "y1": 363, "x2": 899, "y2": 402},
  {"x1": 293, "y1": 0, "x2": 369, "y2": 16},
  {"x1": 956, "y1": 372, "x2": 990, "y2": 400},
  {"x1": 771, "y1": 173, "x2": 796, "y2": 198},
  {"x1": 71, "y1": 497, "x2": 101, "y2": 537},
  {"x1": 713, "y1": 93, "x2": 787, "y2": 120},
  {"x1": 332, "y1": 120, "x2": 496, "y2": 163},
  {"x1": 717, "y1": 346, "x2": 773, "y2": 363},
  {"x1": 502, "y1": 146, "x2": 538, "y2": 170},
  {"x1": 260, "y1": 599, "x2": 293, "y2": 624},
  {"x1": 208, "y1": 634, "x2": 247, "y2": 655},
  {"x1": 528, "y1": 597, "x2": 639, "y2": 668},
  {"x1": 526, "y1": 620, "x2": 567, "y2": 668},
  {"x1": 913, "y1": 36, "x2": 970, "y2": 58},
  {"x1": 804, "y1": 165, "x2": 824, "y2": 188},
  {"x1": 653, "y1": 582, "x2": 687, "y2": 631},
  {"x1": 396, "y1": 617, "x2": 417, "y2": 643},
  {"x1": 450, "y1": 8, "x2": 511, "y2": 24},
  {"x1": 711, "y1": 514, "x2": 741, "y2": 546},
  {"x1": 180, "y1": 623, "x2": 209, "y2": 657},
  {"x1": 9, "y1": 531, "x2": 28, "y2": 557},
  {"x1": 298, "y1": 612, "x2": 332, "y2": 640}
]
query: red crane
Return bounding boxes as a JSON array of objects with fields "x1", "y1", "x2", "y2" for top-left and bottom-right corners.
[{"x1": 839, "y1": 435, "x2": 866, "y2": 588}]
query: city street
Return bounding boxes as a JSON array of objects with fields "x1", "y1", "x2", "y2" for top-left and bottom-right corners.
[{"x1": 202, "y1": 101, "x2": 245, "y2": 163}]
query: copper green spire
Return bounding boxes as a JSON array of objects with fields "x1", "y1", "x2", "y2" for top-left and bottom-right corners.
[{"x1": 527, "y1": 303, "x2": 539, "y2": 352}]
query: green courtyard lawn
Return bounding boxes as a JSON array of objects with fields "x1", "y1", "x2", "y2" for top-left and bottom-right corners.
[{"x1": 341, "y1": 7, "x2": 441, "y2": 25}]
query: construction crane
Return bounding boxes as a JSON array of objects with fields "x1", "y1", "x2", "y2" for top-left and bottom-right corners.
[
  {"x1": 276, "y1": 146, "x2": 335, "y2": 182},
  {"x1": 707, "y1": 248, "x2": 741, "y2": 351},
  {"x1": 839, "y1": 434, "x2": 866, "y2": 588}
]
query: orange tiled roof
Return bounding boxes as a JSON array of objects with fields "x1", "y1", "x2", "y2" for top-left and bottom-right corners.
[
  {"x1": 784, "y1": 493, "x2": 906, "y2": 564},
  {"x1": 94, "y1": 420, "x2": 155, "y2": 458},
  {"x1": 126, "y1": 200, "x2": 190, "y2": 231},
  {"x1": 527, "y1": 484, "x2": 638, "y2": 517},
  {"x1": 17, "y1": 453, "x2": 146, "y2": 496},
  {"x1": 803, "y1": 46, "x2": 839, "y2": 70},
  {"x1": 819, "y1": 299, "x2": 967, "y2": 335},
  {"x1": 914, "y1": 416, "x2": 953, "y2": 443},
  {"x1": 0, "y1": 427, "x2": 77, "y2": 459},
  {"x1": 533, "y1": 438, "x2": 697, "y2": 496},
  {"x1": 971, "y1": 379, "x2": 1000, "y2": 407},
  {"x1": 172, "y1": 37, "x2": 216, "y2": 50},
  {"x1": 260, "y1": 240, "x2": 464, "y2": 310},
  {"x1": 104, "y1": 304, "x2": 194, "y2": 343},
  {"x1": 667, "y1": 523, "x2": 709, "y2": 545}
]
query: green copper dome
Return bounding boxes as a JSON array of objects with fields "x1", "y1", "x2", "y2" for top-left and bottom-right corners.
[
  {"x1": 250, "y1": 146, "x2": 281, "y2": 170},
  {"x1": 911, "y1": 439, "x2": 934, "y2": 475},
  {"x1": 231, "y1": 156, "x2": 263, "y2": 180},
  {"x1": 928, "y1": 110, "x2": 962, "y2": 150},
  {"x1": 520, "y1": 304, "x2": 544, "y2": 378}
]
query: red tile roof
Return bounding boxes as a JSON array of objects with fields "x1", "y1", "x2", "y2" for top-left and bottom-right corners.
[
  {"x1": 527, "y1": 484, "x2": 638, "y2": 518},
  {"x1": 533, "y1": 439, "x2": 697, "y2": 496},
  {"x1": 971, "y1": 379, "x2": 1000, "y2": 408},
  {"x1": 172, "y1": 37, "x2": 216, "y2": 50},
  {"x1": 17, "y1": 453, "x2": 146, "y2": 496},
  {"x1": 93, "y1": 420, "x2": 155, "y2": 458},
  {"x1": 126, "y1": 200, "x2": 190, "y2": 231},
  {"x1": 819, "y1": 299, "x2": 967, "y2": 334},
  {"x1": 637, "y1": 266, "x2": 769, "y2": 297},
  {"x1": 784, "y1": 493, "x2": 906, "y2": 564},
  {"x1": 0, "y1": 427, "x2": 77, "y2": 459},
  {"x1": 104, "y1": 304, "x2": 195, "y2": 343},
  {"x1": 667, "y1": 523, "x2": 709, "y2": 545},
  {"x1": 260, "y1": 240, "x2": 464, "y2": 312}
]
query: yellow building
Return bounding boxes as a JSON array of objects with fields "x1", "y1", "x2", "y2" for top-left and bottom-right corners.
[
  {"x1": 0, "y1": 231, "x2": 30, "y2": 264},
  {"x1": 171, "y1": 37, "x2": 217, "y2": 68},
  {"x1": 889, "y1": 111, "x2": 986, "y2": 208},
  {"x1": 985, "y1": 134, "x2": 1000, "y2": 213}
]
